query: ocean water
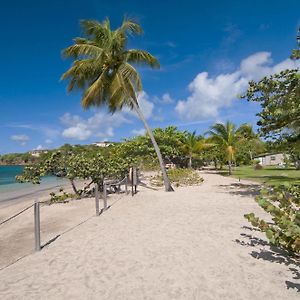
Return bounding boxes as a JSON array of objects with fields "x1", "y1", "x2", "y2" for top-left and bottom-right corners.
[
  {"x1": 0, "y1": 166, "x2": 67, "y2": 203},
  {"x1": 0, "y1": 165, "x2": 24, "y2": 186}
]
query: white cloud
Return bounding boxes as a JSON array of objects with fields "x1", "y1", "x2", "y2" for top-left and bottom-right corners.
[
  {"x1": 161, "y1": 93, "x2": 174, "y2": 104},
  {"x1": 136, "y1": 91, "x2": 154, "y2": 119},
  {"x1": 36, "y1": 145, "x2": 44, "y2": 150},
  {"x1": 61, "y1": 97, "x2": 155, "y2": 141},
  {"x1": 176, "y1": 52, "x2": 300, "y2": 121},
  {"x1": 45, "y1": 139, "x2": 53, "y2": 144},
  {"x1": 62, "y1": 124, "x2": 92, "y2": 141},
  {"x1": 61, "y1": 112, "x2": 130, "y2": 141},
  {"x1": 122, "y1": 91, "x2": 154, "y2": 120},
  {"x1": 10, "y1": 134, "x2": 29, "y2": 146},
  {"x1": 131, "y1": 128, "x2": 146, "y2": 136}
]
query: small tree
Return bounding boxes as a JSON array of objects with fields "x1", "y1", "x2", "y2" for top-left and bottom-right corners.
[
  {"x1": 207, "y1": 122, "x2": 239, "y2": 175},
  {"x1": 245, "y1": 185, "x2": 300, "y2": 253}
]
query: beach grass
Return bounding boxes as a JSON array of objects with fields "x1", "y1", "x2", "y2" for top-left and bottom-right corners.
[{"x1": 220, "y1": 165, "x2": 300, "y2": 186}]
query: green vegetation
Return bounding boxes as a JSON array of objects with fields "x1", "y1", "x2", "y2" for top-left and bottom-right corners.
[
  {"x1": 207, "y1": 122, "x2": 264, "y2": 174},
  {"x1": 16, "y1": 145, "x2": 135, "y2": 197},
  {"x1": 150, "y1": 168, "x2": 204, "y2": 187},
  {"x1": 242, "y1": 30, "x2": 300, "y2": 170},
  {"x1": 0, "y1": 152, "x2": 39, "y2": 165},
  {"x1": 227, "y1": 165, "x2": 300, "y2": 186},
  {"x1": 242, "y1": 31, "x2": 300, "y2": 254},
  {"x1": 49, "y1": 188, "x2": 75, "y2": 204},
  {"x1": 61, "y1": 17, "x2": 173, "y2": 192},
  {"x1": 180, "y1": 131, "x2": 211, "y2": 168},
  {"x1": 245, "y1": 185, "x2": 300, "y2": 253}
]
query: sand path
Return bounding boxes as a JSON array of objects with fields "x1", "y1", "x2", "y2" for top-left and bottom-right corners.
[{"x1": 0, "y1": 172, "x2": 299, "y2": 299}]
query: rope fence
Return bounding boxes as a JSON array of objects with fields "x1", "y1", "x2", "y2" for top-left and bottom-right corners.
[
  {"x1": 0, "y1": 167, "x2": 139, "y2": 254},
  {"x1": 0, "y1": 204, "x2": 34, "y2": 227}
]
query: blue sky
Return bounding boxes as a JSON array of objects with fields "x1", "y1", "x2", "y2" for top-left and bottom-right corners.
[{"x1": 1, "y1": 0, "x2": 299, "y2": 154}]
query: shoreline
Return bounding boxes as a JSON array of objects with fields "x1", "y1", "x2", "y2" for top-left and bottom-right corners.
[{"x1": 0, "y1": 178, "x2": 89, "y2": 211}]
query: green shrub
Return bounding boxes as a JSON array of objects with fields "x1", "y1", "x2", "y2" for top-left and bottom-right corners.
[
  {"x1": 245, "y1": 185, "x2": 300, "y2": 253},
  {"x1": 150, "y1": 168, "x2": 204, "y2": 187},
  {"x1": 48, "y1": 190, "x2": 75, "y2": 204}
]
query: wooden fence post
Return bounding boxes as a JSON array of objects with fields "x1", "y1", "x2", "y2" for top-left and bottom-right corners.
[
  {"x1": 131, "y1": 168, "x2": 134, "y2": 196},
  {"x1": 125, "y1": 175, "x2": 128, "y2": 195},
  {"x1": 34, "y1": 201, "x2": 41, "y2": 251},
  {"x1": 133, "y1": 167, "x2": 138, "y2": 195},
  {"x1": 95, "y1": 183, "x2": 100, "y2": 216},
  {"x1": 103, "y1": 183, "x2": 108, "y2": 210}
]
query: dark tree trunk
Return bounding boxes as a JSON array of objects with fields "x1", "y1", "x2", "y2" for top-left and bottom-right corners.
[
  {"x1": 131, "y1": 97, "x2": 174, "y2": 192},
  {"x1": 70, "y1": 178, "x2": 79, "y2": 195},
  {"x1": 228, "y1": 161, "x2": 232, "y2": 175},
  {"x1": 213, "y1": 159, "x2": 217, "y2": 170}
]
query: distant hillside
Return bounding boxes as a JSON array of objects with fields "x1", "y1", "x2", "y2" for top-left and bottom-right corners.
[{"x1": 0, "y1": 152, "x2": 39, "y2": 165}]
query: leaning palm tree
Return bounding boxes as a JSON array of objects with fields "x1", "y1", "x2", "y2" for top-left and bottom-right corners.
[
  {"x1": 61, "y1": 18, "x2": 173, "y2": 191},
  {"x1": 207, "y1": 121, "x2": 238, "y2": 175}
]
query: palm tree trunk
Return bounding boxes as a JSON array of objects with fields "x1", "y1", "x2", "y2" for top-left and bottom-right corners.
[
  {"x1": 228, "y1": 161, "x2": 232, "y2": 175},
  {"x1": 249, "y1": 150, "x2": 253, "y2": 161},
  {"x1": 188, "y1": 155, "x2": 192, "y2": 168},
  {"x1": 131, "y1": 97, "x2": 174, "y2": 191}
]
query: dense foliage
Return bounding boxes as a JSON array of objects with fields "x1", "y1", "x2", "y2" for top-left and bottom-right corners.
[
  {"x1": 206, "y1": 122, "x2": 264, "y2": 174},
  {"x1": 245, "y1": 185, "x2": 300, "y2": 253},
  {"x1": 242, "y1": 31, "x2": 300, "y2": 169},
  {"x1": 0, "y1": 152, "x2": 39, "y2": 165},
  {"x1": 150, "y1": 168, "x2": 204, "y2": 187},
  {"x1": 11, "y1": 123, "x2": 267, "y2": 193},
  {"x1": 242, "y1": 69, "x2": 300, "y2": 143},
  {"x1": 16, "y1": 145, "x2": 135, "y2": 197}
]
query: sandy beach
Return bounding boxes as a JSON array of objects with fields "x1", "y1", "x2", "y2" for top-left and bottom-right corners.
[{"x1": 0, "y1": 171, "x2": 299, "y2": 299}]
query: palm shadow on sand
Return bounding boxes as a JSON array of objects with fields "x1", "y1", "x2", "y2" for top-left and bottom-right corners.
[{"x1": 218, "y1": 183, "x2": 261, "y2": 198}]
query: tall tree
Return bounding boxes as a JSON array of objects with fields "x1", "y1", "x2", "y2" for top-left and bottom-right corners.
[
  {"x1": 235, "y1": 123, "x2": 265, "y2": 162},
  {"x1": 243, "y1": 30, "x2": 300, "y2": 169},
  {"x1": 61, "y1": 18, "x2": 173, "y2": 191},
  {"x1": 207, "y1": 122, "x2": 239, "y2": 175},
  {"x1": 180, "y1": 131, "x2": 207, "y2": 168}
]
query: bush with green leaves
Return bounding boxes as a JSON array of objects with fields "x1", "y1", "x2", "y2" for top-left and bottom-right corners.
[
  {"x1": 49, "y1": 189, "x2": 75, "y2": 204},
  {"x1": 16, "y1": 149, "x2": 135, "y2": 197},
  {"x1": 151, "y1": 168, "x2": 204, "y2": 187},
  {"x1": 245, "y1": 185, "x2": 300, "y2": 253}
]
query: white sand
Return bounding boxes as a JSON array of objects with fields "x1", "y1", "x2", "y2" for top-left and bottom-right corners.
[{"x1": 0, "y1": 172, "x2": 299, "y2": 299}]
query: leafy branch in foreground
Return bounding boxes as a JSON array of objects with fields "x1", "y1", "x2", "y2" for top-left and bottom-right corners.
[{"x1": 245, "y1": 185, "x2": 300, "y2": 253}]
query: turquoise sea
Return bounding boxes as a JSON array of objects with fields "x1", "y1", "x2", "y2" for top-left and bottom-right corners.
[
  {"x1": 0, "y1": 165, "x2": 24, "y2": 186},
  {"x1": 0, "y1": 166, "x2": 67, "y2": 203}
]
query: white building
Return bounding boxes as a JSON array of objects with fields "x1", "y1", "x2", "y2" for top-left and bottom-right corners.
[
  {"x1": 254, "y1": 153, "x2": 287, "y2": 166},
  {"x1": 29, "y1": 149, "x2": 48, "y2": 157},
  {"x1": 92, "y1": 141, "x2": 114, "y2": 147}
]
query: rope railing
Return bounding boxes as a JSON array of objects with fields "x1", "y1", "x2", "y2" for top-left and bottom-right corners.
[
  {"x1": 0, "y1": 204, "x2": 34, "y2": 227},
  {"x1": 0, "y1": 168, "x2": 139, "y2": 256}
]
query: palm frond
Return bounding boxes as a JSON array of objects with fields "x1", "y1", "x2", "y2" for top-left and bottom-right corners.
[
  {"x1": 62, "y1": 43, "x2": 104, "y2": 59},
  {"x1": 125, "y1": 50, "x2": 160, "y2": 68},
  {"x1": 119, "y1": 18, "x2": 143, "y2": 36},
  {"x1": 61, "y1": 58, "x2": 102, "y2": 91},
  {"x1": 81, "y1": 69, "x2": 110, "y2": 109},
  {"x1": 119, "y1": 63, "x2": 142, "y2": 91}
]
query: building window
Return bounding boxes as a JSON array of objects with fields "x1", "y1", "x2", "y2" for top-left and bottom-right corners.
[{"x1": 270, "y1": 156, "x2": 276, "y2": 161}]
